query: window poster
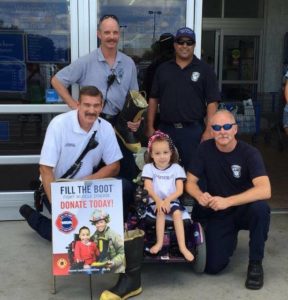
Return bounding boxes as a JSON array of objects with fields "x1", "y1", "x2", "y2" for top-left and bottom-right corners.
[
  {"x1": 26, "y1": 33, "x2": 70, "y2": 63},
  {"x1": 0, "y1": 32, "x2": 24, "y2": 62},
  {"x1": 0, "y1": 31, "x2": 26, "y2": 92},
  {"x1": 0, "y1": 62, "x2": 26, "y2": 92},
  {"x1": 51, "y1": 179, "x2": 125, "y2": 276},
  {"x1": 0, "y1": 1, "x2": 70, "y2": 63}
]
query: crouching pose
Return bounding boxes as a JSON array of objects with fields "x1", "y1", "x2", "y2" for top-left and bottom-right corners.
[
  {"x1": 19, "y1": 85, "x2": 145, "y2": 300},
  {"x1": 141, "y1": 131, "x2": 194, "y2": 261},
  {"x1": 186, "y1": 109, "x2": 271, "y2": 290}
]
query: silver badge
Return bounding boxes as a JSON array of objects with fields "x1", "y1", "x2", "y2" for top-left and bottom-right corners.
[
  {"x1": 231, "y1": 165, "x2": 241, "y2": 178},
  {"x1": 191, "y1": 72, "x2": 200, "y2": 82}
]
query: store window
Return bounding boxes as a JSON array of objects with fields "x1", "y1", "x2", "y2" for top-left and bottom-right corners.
[
  {"x1": 0, "y1": 0, "x2": 71, "y2": 186},
  {"x1": 203, "y1": 0, "x2": 264, "y2": 18},
  {"x1": 0, "y1": 0, "x2": 70, "y2": 105},
  {"x1": 222, "y1": 36, "x2": 259, "y2": 81},
  {"x1": 224, "y1": 0, "x2": 264, "y2": 18},
  {"x1": 203, "y1": 0, "x2": 222, "y2": 18},
  {"x1": 98, "y1": 0, "x2": 186, "y2": 90},
  {"x1": 221, "y1": 35, "x2": 259, "y2": 101},
  {"x1": 221, "y1": 84, "x2": 258, "y2": 101}
]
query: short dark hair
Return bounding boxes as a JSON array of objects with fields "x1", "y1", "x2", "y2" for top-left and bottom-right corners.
[
  {"x1": 79, "y1": 226, "x2": 90, "y2": 234},
  {"x1": 79, "y1": 86, "x2": 103, "y2": 101}
]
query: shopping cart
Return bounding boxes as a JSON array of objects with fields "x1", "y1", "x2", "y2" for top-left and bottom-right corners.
[
  {"x1": 256, "y1": 92, "x2": 286, "y2": 150},
  {"x1": 219, "y1": 99, "x2": 260, "y2": 143}
]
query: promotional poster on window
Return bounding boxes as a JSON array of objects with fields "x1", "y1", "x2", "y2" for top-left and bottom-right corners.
[{"x1": 51, "y1": 179, "x2": 124, "y2": 276}]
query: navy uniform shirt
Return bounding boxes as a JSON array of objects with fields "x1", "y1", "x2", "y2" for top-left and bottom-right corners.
[
  {"x1": 150, "y1": 55, "x2": 221, "y2": 123},
  {"x1": 188, "y1": 139, "x2": 267, "y2": 198}
]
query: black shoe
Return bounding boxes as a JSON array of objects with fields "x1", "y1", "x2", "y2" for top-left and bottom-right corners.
[
  {"x1": 19, "y1": 204, "x2": 35, "y2": 220},
  {"x1": 245, "y1": 262, "x2": 264, "y2": 290}
]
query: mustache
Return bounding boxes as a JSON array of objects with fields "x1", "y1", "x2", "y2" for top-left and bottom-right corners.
[
  {"x1": 215, "y1": 134, "x2": 231, "y2": 140},
  {"x1": 85, "y1": 113, "x2": 97, "y2": 118}
]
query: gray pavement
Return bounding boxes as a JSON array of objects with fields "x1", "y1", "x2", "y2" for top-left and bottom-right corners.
[{"x1": 1, "y1": 213, "x2": 287, "y2": 300}]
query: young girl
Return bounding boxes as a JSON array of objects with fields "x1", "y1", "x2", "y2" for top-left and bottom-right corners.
[
  {"x1": 141, "y1": 131, "x2": 194, "y2": 261},
  {"x1": 74, "y1": 226, "x2": 100, "y2": 268}
]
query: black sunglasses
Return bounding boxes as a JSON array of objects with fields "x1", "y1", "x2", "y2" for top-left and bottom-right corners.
[
  {"x1": 211, "y1": 123, "x2": 237, "y2": 131},
  {"x1": 176, "y1": 39, "x2": 195, "y2": 46},
  {"x1": 99, "y1": 14, "x2": 119, "y2": 24}
]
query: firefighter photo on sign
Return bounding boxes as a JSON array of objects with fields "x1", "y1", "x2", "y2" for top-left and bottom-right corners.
[{"x1": 90, "y1": 209, "x2": 125, "y2": 273}]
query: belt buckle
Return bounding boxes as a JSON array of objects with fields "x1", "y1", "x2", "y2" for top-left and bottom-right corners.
[
  {"x1": 106, "y1": 114, "x2": 114, "y2": 120},
  {"x1": 102, "y1": 113, "x2": 114, "y2": 120},
  {"x1": 174, "y1": 123, "x2": 183, "y2": 128}
]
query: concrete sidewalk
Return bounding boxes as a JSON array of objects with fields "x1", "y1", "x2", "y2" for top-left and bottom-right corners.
[{"x1": 1, "y1": 213, "x2": 287, "y2": 300}]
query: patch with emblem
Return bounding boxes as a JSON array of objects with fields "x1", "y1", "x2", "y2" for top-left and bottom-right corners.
[
  {"x1": 231, "y1": 165, "x2": 241, "y2": 178},
  {"x1": 57, "y1": 257, "x2": 68, "y2": 269},
  {"x1": 56, "y1": 211, "x2": 78, "y2": 233},
  {"x1": 191, "y1": 72, "x2": 200, "y2": 82}
]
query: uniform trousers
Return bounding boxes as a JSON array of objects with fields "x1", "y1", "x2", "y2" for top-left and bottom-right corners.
[
  {"x1": 159, "y1": 121, "x2": 204, "y2": 170},
  {"x1": 203, "y1": 200, "x2": 270, "y2": 274}
]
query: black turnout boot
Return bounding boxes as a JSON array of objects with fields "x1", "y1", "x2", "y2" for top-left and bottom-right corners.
[
  {"x1": 114, "y1": 90, "x2": 147, "y2": 153},
  {"x1": 245, "y1": 261, "x2": 264, "y2": 290},
  {"x1": 100, "y1": 229, "x2": 144, "y2": 300}
]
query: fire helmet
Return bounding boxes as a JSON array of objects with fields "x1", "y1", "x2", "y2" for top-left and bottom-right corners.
[{"x1": 90, "y1": 209, "x2": 110, "y2": 224}]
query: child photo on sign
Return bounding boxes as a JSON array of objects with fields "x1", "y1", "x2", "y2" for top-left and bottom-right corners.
[{"x1": 73, "y1": 226, "x2": 100, "y2": 269}]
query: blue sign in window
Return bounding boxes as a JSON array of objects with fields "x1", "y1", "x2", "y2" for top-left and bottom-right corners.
[
  {"x1": 0, "y1": 62, "x2": 26, "y2": 92},
  {"x1": 26, "y1": 34, "x2": 70, "y2": 63},
  {"x1": 0, "y1": 121, "x2": 9, "y2": 142},
  {"x1": 0, "y1": 32, "x2": 25, "y2": 62}
]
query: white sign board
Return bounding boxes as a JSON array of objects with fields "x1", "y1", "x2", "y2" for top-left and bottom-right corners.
[{"x1": 51, "y1": 179, "x2": 124, "y2": 276}]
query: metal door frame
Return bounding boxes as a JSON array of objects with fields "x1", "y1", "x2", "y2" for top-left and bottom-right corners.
[{"x1": 0, "y1": 0, "x2": 203, "y2": 220}]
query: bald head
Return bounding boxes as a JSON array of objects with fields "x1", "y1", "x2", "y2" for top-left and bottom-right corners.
[
  {"x1": 211, "y1": 109, "x2": 236, "y2": 125},
  {"x1": 98, "y1": 15, "x2": 120, "y2": 31}
]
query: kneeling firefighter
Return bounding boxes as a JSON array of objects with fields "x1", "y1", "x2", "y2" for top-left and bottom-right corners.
[
  {"x1": 100, "y1": 228, "x2": 145, "y2": 300},
  {"x1": 114, "y1": 90, "x2": 148, "y2": 153}
]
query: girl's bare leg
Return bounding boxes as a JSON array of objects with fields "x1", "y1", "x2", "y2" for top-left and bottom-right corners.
[
  {"x1": 150, "y1": 211, "x2": 165, "y2": 254},
  {"x1": 173, "y1": 210, "x2": 194, "y2": 261}
]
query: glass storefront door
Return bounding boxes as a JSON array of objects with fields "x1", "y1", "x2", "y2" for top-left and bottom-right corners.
[
  {"x1": 0, "y1": 0, "x2": 201, "y2": 218},
  {"x1": 0, "y1": 0, "x2": 72, "y2": 192},
  {"x1": 202, "y1": 30, "x2": 260, "y2": 101},
  {"x1": 221, "y1": 35, "x2": 260, "y2": 101},
  {"x1": 201, "y1": 30, "x2": 220, "y2": 76}
]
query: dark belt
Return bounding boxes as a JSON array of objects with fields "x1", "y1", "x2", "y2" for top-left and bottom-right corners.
[
  {"x1": 100, "y1": 113, "x2": 118, "y2": 125},
  {"x1": 161, "y1": 120, "x2": 202, "y2": 128}
]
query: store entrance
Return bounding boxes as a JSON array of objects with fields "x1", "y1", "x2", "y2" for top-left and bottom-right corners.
[{"x1": 202, "y1": 30, "x2": 260, "y2": 101}]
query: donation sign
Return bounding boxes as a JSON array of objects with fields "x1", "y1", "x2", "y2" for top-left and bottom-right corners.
[{"x1": 51, "y1": 179, "x2": 124, "y2": 276}]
